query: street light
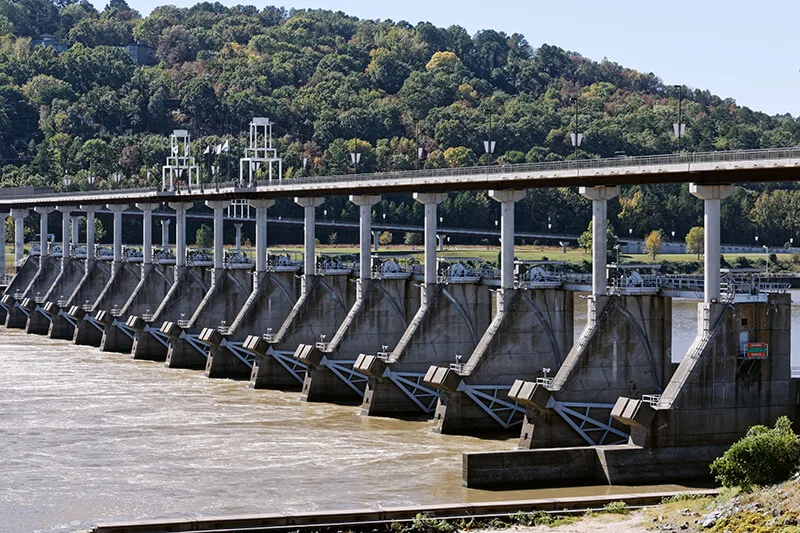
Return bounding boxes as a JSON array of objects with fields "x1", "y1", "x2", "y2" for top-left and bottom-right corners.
[
  {"x1": 87, "y1": 175, "x2": 96, "y2": 187},
  {"x1": 570, "y1": 96, "x2": 582, "y2": 159},
  {"x1": 483, "y1": 117, "x2": 495, "y2": 163},
  {"x1": 349, "y1": 150, "x2": 361, "y2": 174},
  {"x1": 673, "y1": 85, "x2": 686, "y2": 152},
  {"x1": 763, "y1": 244, "x2": 769, "y2": 275}
]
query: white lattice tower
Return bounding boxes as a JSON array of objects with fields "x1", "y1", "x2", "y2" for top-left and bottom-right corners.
[
  {"x1": 227, "y1": 198, "x2": 251, "y2": 219},
  {"x1": 239, "y1": 117, "x2": 282, "y2": 187},
  {"x1": 162, "y1": 129, "x2": 201, "y2": 191}
]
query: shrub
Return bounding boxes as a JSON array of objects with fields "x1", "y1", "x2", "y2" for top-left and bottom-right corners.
[
  {"x1": 710, "y1": 416, "x2": 800, "y2": 489},
  {"x1": 602, "y1": 501, "x2": 629, "y2": 514}
]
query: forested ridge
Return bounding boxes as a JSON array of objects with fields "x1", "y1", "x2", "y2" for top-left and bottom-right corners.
[{"x1": 0, "y1": 0, "x2": 799, "y2": 245}]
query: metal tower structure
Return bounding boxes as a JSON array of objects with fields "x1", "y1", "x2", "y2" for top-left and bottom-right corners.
[
  {"x1": 162, "y1": 130, "x2": 200, "y2": 191},
  {"x1": 239, "y1": 117, "x2": 282, "y2": 187}
]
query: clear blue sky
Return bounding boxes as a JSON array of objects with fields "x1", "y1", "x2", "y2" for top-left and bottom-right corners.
[{"x1": 108, "y1": 0, "x2": 799, "y2": 117}]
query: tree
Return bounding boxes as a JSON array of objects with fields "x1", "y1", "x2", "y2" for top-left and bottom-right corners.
[
  {"x1": 578, "y1": 220, "x2": 618, "y2": 256},
  {"x1": 685, "y1": 226, "x2": 704, "y2": 259},
  {"x1": 78, "y1": 216, "x2": 106, "y2": 242},
  {"x1": 327, "y1": 231, "x2": 337, "y2": 245},
  {"x1": 378, "y1": 231, "x2": 393, "y2": 246},
  {"x1": 644, "y1": 230, "x2": 663, "y2": 261},
  {"x1": 404, "y1": 232, "x2": 423, "y2": 247},
  {"x1": 195, "y1": 224, "x2": 212, "y2": 248}
]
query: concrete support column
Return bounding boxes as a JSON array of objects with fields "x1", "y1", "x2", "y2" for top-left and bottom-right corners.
[
  {"x1": 490, "y1": 190, "x2": 526, "y2": 291},
  {"x1": 168, "y1": 202, "x2": 191, "y2": 268},
  {"x1": 161, "y1": 219, "x2": 170, "y2": 250},
  {"x1": 71, "y1": 216, "x2": 79, "y2": 249},
  {"x1": 56, "y1": 206, "x2": 73, "y2": 265},
  {"x1": 437, "y1": 234, "x2": 445, "y2": 251},
  {"x1": 78, "y1": 206, "x2": 98, "y2": 262},
  {"x1": 206, "y1": 201, "x2": 228, "y2": 270},
  {"x1": 234, "y1": 223, "x2": 243, "y2": 252},
  {"x1": 135, "y1": 203, "x2": 158, "y2": 265},
  {"x1": 34, "y1": 206, "x2": 55, "y2": 257},
  {"x1": 107, "y1": 204, "x2": 128, "y2": 263},
  {"x1": 11, "y1": 208, "x2": 27, "y2": 268},
  {"x1": 372, "y1": 230, "x2": 380, "y2": 252},
  {"x1": 413, "y1": 193, "x2": 448, "y2": 285},
  {"x1": 350, "y1": 195, "x2": 381, "y2": 280},
  {"x1": 0, "y1": 211, "x2": 7, "y2": 279},
  {"x1": 295, "y1": 197, "x2": 325, "y2": 277},
  {"x1": 690, "y1": 184, "x2": 735, "y2": 303},
  {"x1": 579, "y1": 186, "x2": 620, "y2": 296},
  {"x1": 250, "y1": 200, "x2": 275, "y2": 273}
]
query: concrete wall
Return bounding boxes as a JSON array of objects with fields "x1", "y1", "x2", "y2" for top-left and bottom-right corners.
[
  {"x1": 152, "y1": 266, "x2": 212, "y2": 323},
  {"x1": 274, "y1": 274, "x2": 356, "y2": 350},
  {"x1": 330, "y1": 278, "x2": 421, "y2": 360},
  {"x1": 226, "y1": 271, "x2": 300, "y2": 341},
  {"x1": 187, "y1": 268, "x2": 253, "y2": 332},
  {"x1": 44, "y1": 259, "x2": 85, "y2": 303},
  {"x1": 4, "y1": 255, "x2": 39, "y2": 296},
  {"x1": 122, "y1": 264, "x2": 175, "y2": 318},
  {"x1": 520, "y1": 294, "x2": 672, "y2": 449},
  {"x1": 649, "y1": 294, "x2": 794, "y2": 447},
  {"x1": 69, "y1": 261, "x2": 113, "y2": 310},
  {"x1": 24, "y1": 257, "x2": 61, "y2": 301}
]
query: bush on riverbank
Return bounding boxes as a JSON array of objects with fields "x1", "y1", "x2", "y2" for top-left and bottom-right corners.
[{"x1": 710, "y1": 416, "x2": 800, "y2": 490}]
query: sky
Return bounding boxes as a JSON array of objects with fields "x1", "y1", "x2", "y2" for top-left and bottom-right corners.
[{"x1": 102, "y1": 0, "x2": 799, "y2": 117}]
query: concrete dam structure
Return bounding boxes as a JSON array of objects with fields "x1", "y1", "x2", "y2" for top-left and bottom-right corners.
[{"x1": 1, "y1": 123, "x2": 798, "y2": 490}]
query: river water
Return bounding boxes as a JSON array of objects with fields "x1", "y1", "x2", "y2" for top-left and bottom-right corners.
[{"x1": 2, "y1": 291, "x2": 798, "y2": 533}]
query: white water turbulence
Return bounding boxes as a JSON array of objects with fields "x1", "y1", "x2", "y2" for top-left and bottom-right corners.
[{"x1": 6, "y1": 290, "x2": 800, "y2": 532}]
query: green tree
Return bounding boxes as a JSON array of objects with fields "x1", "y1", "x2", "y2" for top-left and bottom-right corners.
[
  {"x1": 685, "y1": 226, "x2": 704, "y2": 259},
  {"x1": 578, "y1": 220, "x2": 618, "y2": 256},
  {"x1": 195, "y1": 224, "x2": 212, "y2": 248},
  {"x1": 378, "y1": 231, "x2": 393, "y2": 246},
  {"x1": 443, "y1": 146, "x2": 476, "y2": 168},
  {"x1": 404, "y1": 232, "x2": 423, "y2": 247}
]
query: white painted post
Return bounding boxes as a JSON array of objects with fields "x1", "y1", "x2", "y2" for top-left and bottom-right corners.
[
  {"x1": 169, "y1": 202, "x2": 191, "y2": 268},
  {"x1": 294, "y1": 197, "x2": 324, "y2": 280},
  {"x1": 34, "y1": 206, "x2": 55, "y2": 257},
  {"x1": 71, "y1": 216, "x2": 79, "y2": 249},
  {"x1": 579, "y1": 186, "x2": 620, "y2": 296},
  {"x1": 0, "y1": 211, "x2": 7, "y2": 279},
  {"x1": 11, "y1": 208, "x2": 26, "y2": 269},
  {"x1": 372, "y1": 230, "x2": 380, "y2": 252},
  {"x1": 161, "y1": 219, "x2": 170, "y2": 250},
  {"x1": 437, "y1": 234, "x2": 445, "y2": 252},
  {"x1": 135, "y1": 203, "x2": 158, "y2": 265},
  {"x1": 234, "y1": 223, "x2": 243, "y2": 252},
  {"x1": 350, "y1": 195, "x2": 381, "y2": 280},
  {"x1": 107, "y1": 204, "x2": 128, "y2": 264},
  {"x1": 413, "y1": 193, "x2": 448, "y2": 285},
  {"x1": 690, "y1": 184, "x2": 735, "y2": 303},
  {"x1": 489, "y1": 190, "x2": 526, "y2": 292},
  {"x1": 249, "y1": 200, "x2": 275, "y2": 273}
]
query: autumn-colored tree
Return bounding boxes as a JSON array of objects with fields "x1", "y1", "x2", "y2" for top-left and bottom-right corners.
[
  {"x1": 686, "y1": 226, "x2": 704, "y2": 259},
  {"x1": 644, "y1": 230, "x2": 663, "y2": 261}
]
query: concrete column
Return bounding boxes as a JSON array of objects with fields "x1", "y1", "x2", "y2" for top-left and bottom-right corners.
[
  {"x1": 71, "y1": 216, "x2": 79, "y2": 248},
  {"x1": 168, "y1": 202, "x2": 191, "y2": 268},
  {"x1": 350, "y1": 195, "x2": 381, "y2": 280},
  {"x1": 107, "y1": 204, "x2": 128, "y2": 263},
  {"x1": 234, "y1": 223, "x2": 243, "y2": 252},
  {"x1": 249, "y1": 200, "x2": 275, "y2": 273},
  {"x1": 490, "y1": 190, "x2": 526, "y2": 291},
  {"x1": 690, "y1": 184, "x2": 735, "y2": 303},
  {"x1": 0, "y1": 211, "x2": 7, "y2": 279},
  {"x1": 135, "y1": 203, "x2": 158, "y2": 265},
  {"x1": 295, "y1": 197, "x2": 325, "y2": 277},
  {"x1": 161, "y1": 219, "x2": 170, "y2": 250},
  {"x1": 579, "y1": 186, "x2": 620, "y2": 296},
  {"x1": 11, "y1": 208, "x2": 26, "y2": 268},
  {"x1": 372, "y1": 230, "x2": 380, "y2": 252},
  {"x1": 56, "y1": 206, "x2": 73, "y2": 265},
  {"x1": 205, "y1": 201, "x2": 228, "y2": 270},
  {"x1": 413, "y1": 193, "x2": 448, "y2": 285},
  {"x1": 34, "y1": 206, "x2": 55, "y2": 257},
  {"x1": 78, "y1": 206, "x2": 98, "y2": 262}
]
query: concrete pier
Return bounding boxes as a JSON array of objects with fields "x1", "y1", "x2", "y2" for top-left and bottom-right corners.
[
  {"x1": 428, "y1": 288, "x2": 574, "y2": 435},
  {"x1": 1, "y1": 255, "x2": 39, "y2": 328},
  {"x1": 50, "y1": 260, "x2": 111, "y2": 340}
]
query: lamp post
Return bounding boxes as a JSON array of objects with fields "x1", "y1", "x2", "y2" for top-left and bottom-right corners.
[
  {"x1": 762, "y1": 244, "x2": 769, "y2": 275},
  {"x1": 673, "y1": 85, "x2": 686, "y2": 152},
  {"x1": 483, "y1": 117, "x2": 495, "y2": 164},
  {"x1": 62, "y1": 177, "x2": 72, "y2": 189},
  {"x1": 87, "y1": 175, "x2": 96, "y2": 187},
  {"x1": 349, "y1": 149, "x2": 361, "y2": 174},
  {"x1": 112, "y1": 172, "x2": 123, "y2": 188},
  {"x1": 570, "y1": 96, "x2": 582, "y2": 159}
]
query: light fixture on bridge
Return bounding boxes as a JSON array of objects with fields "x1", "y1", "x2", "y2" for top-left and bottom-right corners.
[
  {"x1": 87, "y1": 175, "x2": 96, "y2": 186},
  {"x1": 673, "y1": 85, "x2": 686, "y2": 152},
  {"x1": 350, "y1": 151, "x2": 361, "y2": 174},
  {"x1": 570, "y1": 96, "x2": 582, "y2": 159}
]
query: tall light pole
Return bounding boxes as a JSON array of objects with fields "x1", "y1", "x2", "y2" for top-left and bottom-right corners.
[
  {"x1": 570, "y1": 96, "x2": 582, "y2": 159},
  {"x1": 483, "y1": 117, "x2": 495, "y2": 164},
  {"x1": 673, "y1": 85, "x2": 685, "y2": 153}
]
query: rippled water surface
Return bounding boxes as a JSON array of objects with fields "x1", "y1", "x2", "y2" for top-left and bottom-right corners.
[{"x1": 2, "y1": 290, "x2": 798, "y2": 532}]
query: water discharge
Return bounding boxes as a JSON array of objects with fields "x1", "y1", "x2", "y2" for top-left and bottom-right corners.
[{"x1": 3, "y1": 290, "x2": 798, "y2": 533}]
